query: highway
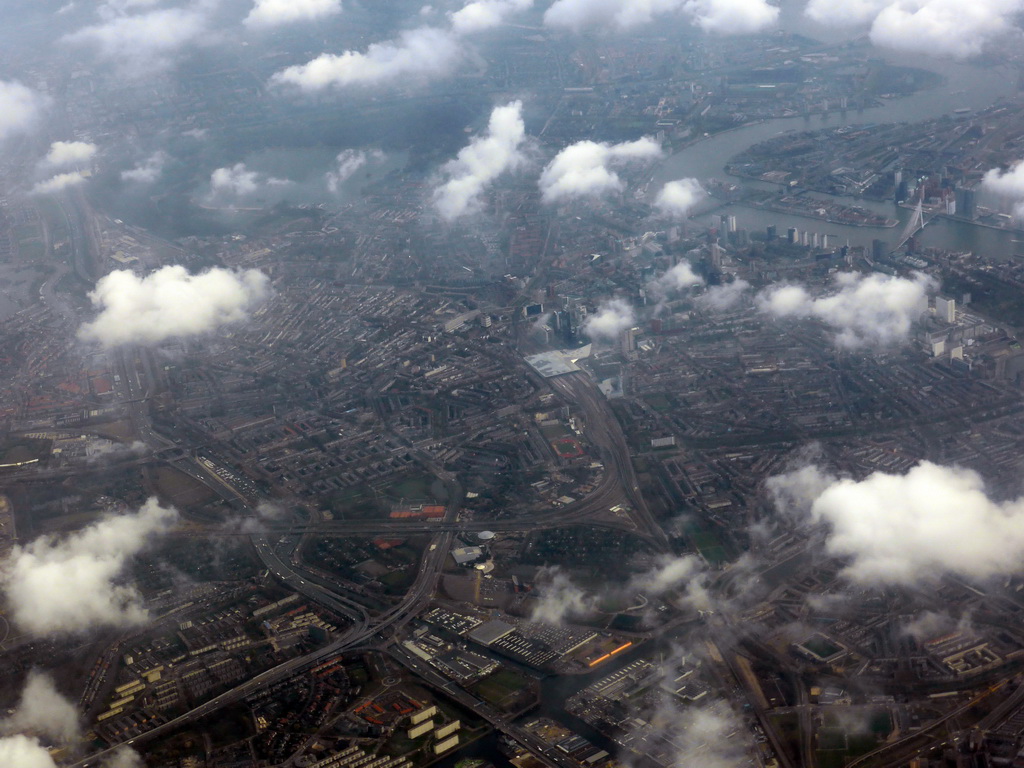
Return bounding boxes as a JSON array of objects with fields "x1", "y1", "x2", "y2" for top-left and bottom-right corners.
[
  {"x1": 70, "y1": 525, "x2": 449, "y2": 768},
  {"x1": 59, "y1": 191, "x2": 99, "y2": 285},
  {"x1": 38, "y1": 263, "x2": 76, "y2": 326},
  {"x1": 61, "y1": 359, "x2": 672, "y2": 767},
  {"x1": 707, "y1": 616, "x2": 799, "y2": 768},
  {"x1": 51, "y1": 197, "x2": 671, "y2": 767},
  {"x1": 71, "y1": 462, "x2": 464, "y2": 768},
  {"x1": 70, "y1": 631, "x2": 364, "y2": 768},
  {"x1": 550, "y1": 372, "x2": 670, "y2": 550},
  {"x1": 845, "y1": 678, "x2": 1013, "y2": 768},
  {"x1": 251, "y1": 534, "x2": 370, "y2": 626}
]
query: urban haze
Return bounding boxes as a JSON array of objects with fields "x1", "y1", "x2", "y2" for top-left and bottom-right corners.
[{"x1": 2, "y1": 2, "x2": 1024, "y2": 768}]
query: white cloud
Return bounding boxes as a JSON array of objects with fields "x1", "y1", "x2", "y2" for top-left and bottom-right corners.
[
  {"x1": 805, "y1": 0, "x2": 888, "y2": 25},
  {"x1": 530, "y1": 567, "x2": 595, "y2": 624},
  {"x1": 64, "y1": 5, "x2": 211, "y2": 73},
  {"x1": 871, "y1": 0, "x2": 1021, "y2": 58},
  {"x1": 270, "y1": 26, "x2": 462, "y2": 91},
  {"x1": 756, "y1": 271, "x2": 934, "y2": 348},
  {"x1": 100, "y1": 0, "x2": 162, "y2": 15},
  {"x1": 532, "y1": 553, "x2": 743, "y2": 627},
  {"x1": 31, "y1": 172, "x2": 88, "y2": 196},
  {"x1": 434, "y1": 100, "x2": 526, "y2": 220},
  {"x1": 582, "y1": 298, "x2": 635, "y2": 342},
  {"x1": 0, "y1": 499, "x2": 177, "y2": 634},
  {"x1": 697, "y1": 278, "x2": 751, "y2": 311},
  {"x1": 269, "y1": 0, "x2": 533, "y2": 91},
  {"x1": 545, "y1": 0, "x2": 684, "y2": 30},
  {"x1": 1, "y1": 672, "x2": 80, "y2": 745},
  {"x1": 662, "y1": 261, "x2": 704, "y2": 290},
  {"x1": 101, "y1": 747, "x2": 144, "y2": 768},
  {"x1": 686, "y1": 0, "x2": 779, "y2": 33},
  {"x1": 544, "y1": 0, "x2": 777, "y2": 32},
  {"x1": 0, "y1": 735, "x2": 58, "y2": 768},
  {"x1": 664, "y1": 701, "x2": 748, "y2": 768},
  {"x1": 539, "y1": 137, "x2": 662, "y2": 203},
  {"x1": 0, "y1": 81, "x2": 48, "y2": 143},
  {"x1": 86, "y1": 440, "x2": 148, "y2": 463},
  {"x1": 209, "y1": 162, "x2": 290, "y2": 198},
  {"x1": 806, "y1": 0, "x2": 1023, "y2": 59},
  {"x1": 654, "y1": 178, "x2": 704, "y2": 218},
  {"x1": 326, "y1": 149, "x2": 384, "y2": 193},
  {"x1": 629, "y1": 553, "x2": 704, "y2": 595},
  {"x1": 122, "y1": 151, "x2": 167, "y2": 184},
  {"x1": 649, "y1": 261, "x2": 704, "y2": 304},
  {"x1": 245, "y1": 0, "x2": 341, "y2": 28},
  {"x1": 766, "y1": 462, "x2": 836, "y2": 518},
  {"x1": 983, "y1": 160, "x2": 1024, "y2": 217},
  {"x1": 450, "y1": 0, "x2": 532, "y2": 33},
  {"x1": 769, "y1": 461, "x2": 1024, "y2": 586},
  {"x1": 256, "y1": 501, "x2": 285, "y2": 520},
  {"x1": 756, "y1": 283, "x2": 812, "y2": 317},
  {"x1": 79, "y1": 265, "x2": 270, "y2": 347},
  {"x1": 42, "y1": 141, "x2": 97, "y2": 168},
  {"x1": 900, "y1": 610, "x2": 959, "y2": 641}
]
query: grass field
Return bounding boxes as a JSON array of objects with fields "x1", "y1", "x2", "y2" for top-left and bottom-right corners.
[
  {"x1": 473, "y1": 669, "x2": 532, "y2": 711},
  {"x1": 686, "y1": 524, "x2": 730, "y2": 565},
  {"x1": 816, "y1": 708, "x2": 893, "y2": 767},
  {"x1": 540, "y1": 422, "x2": 571, "y2": 439},
  {"x1": 153, "y1": 466, "x2": 218, "y2": 508},
  {"x1": 383, "y1": 475, "x2": 439, "y2": 502},
  {"x1": 645, "y1": 393, "x2": 672, "y2": 412},
  {"x1": 17, "y1": 239, "x2": 45, "y2": 260}
]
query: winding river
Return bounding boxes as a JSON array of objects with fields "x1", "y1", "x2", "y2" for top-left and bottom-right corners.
[{"x1": 652, "y1": 54, "x2": 1022, "y2": 255}]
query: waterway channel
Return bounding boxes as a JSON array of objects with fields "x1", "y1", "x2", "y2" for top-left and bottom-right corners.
[{"x1": 651, "y1": 52, "x2": 1023, "y2": 257}]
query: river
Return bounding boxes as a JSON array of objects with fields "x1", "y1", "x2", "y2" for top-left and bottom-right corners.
[{"x1": 652, "y1": 49, "x2": 1022, "y2": 256}]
